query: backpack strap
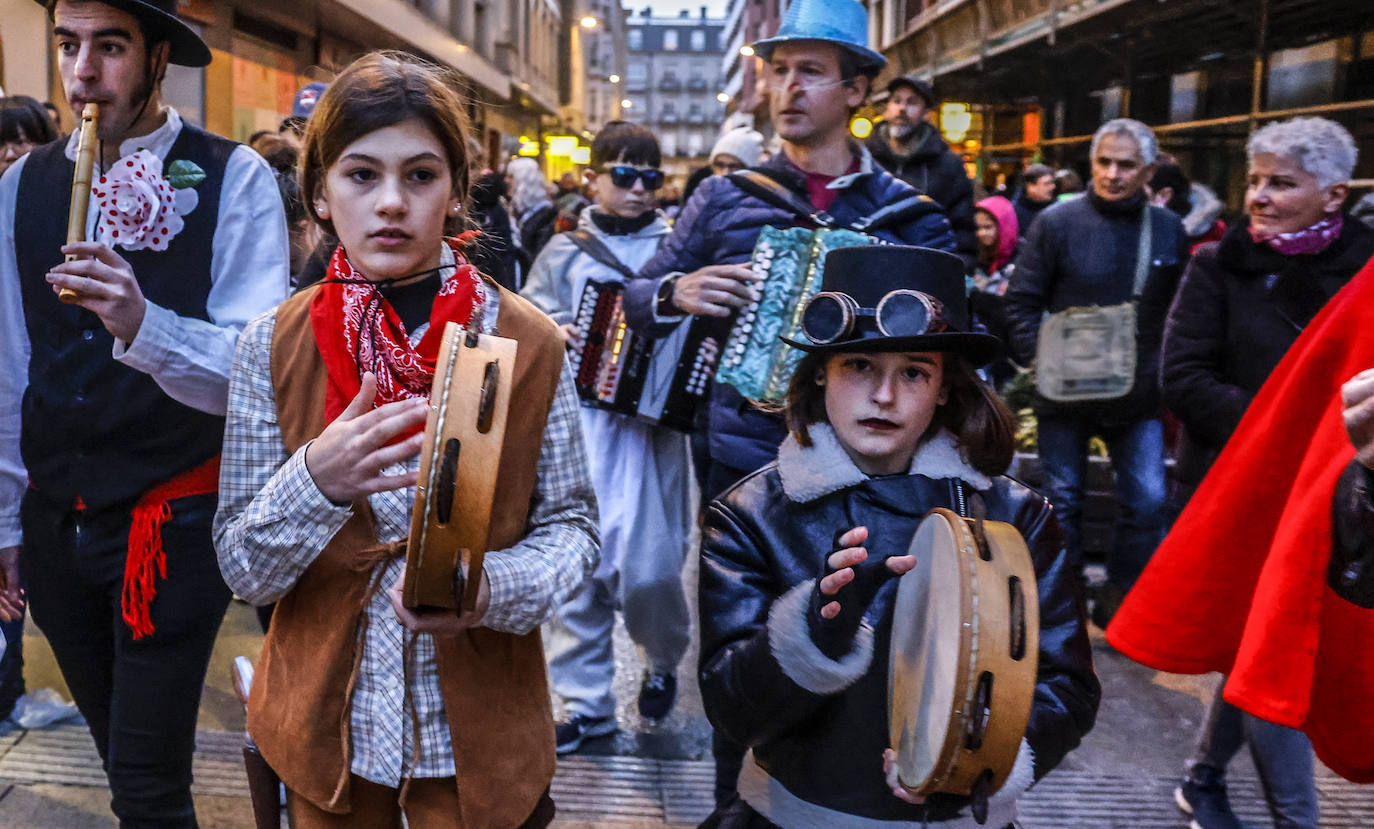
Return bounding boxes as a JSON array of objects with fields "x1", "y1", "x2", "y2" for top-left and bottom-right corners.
[
  {"x1": 850, "y1": 193, "x2": 944, "y2": 233},
  {"x1": 565, "y1": 229, "x2": 638, "y2": 280},
  {"x1": 728, "y1": 169, "x2": 836, "y2": 228},
  {"x1": 1131, "y1": 206, "x2": 1154, "y2": 298}
]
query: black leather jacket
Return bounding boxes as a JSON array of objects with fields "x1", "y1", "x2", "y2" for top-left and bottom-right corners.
[{"x1": 699, "y1": 431, "x2": 1100, "y2": 823}]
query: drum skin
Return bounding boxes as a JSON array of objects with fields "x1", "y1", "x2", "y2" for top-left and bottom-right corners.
[{"x1": 888, "y1": 507, "x2": 1040, "y2": 798}]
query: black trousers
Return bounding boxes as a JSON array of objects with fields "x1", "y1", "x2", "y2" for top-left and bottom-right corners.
[{"x1": 21, "y1": 490, "x2": 231, "y2": 829}]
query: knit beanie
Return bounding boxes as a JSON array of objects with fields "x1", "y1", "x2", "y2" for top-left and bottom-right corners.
[{"x1": 710, "y1": 128, "x2": 765, "y2": 168}]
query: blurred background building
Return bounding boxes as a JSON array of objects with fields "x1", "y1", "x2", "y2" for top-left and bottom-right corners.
[
  {"x1": 0, "y1": 0, "x2": 570, "y2": 172},
  {"x1": 624, "y1": 6, "x2": 728, "y2": 181}
]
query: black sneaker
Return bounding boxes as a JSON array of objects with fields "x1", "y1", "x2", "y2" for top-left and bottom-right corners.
[
  {"x1": 1174, "y1": 764, "x2": 1243, "y2": 829},
  {"x1": 554, "y1": 713, "x2": 615, "y2": 755},
  {"x1": 637, "y1": 671, "x2": 677, "y2": 722},
  {"x1": 1090, "y1": 581, "x2": 1127, "y2": 630}
]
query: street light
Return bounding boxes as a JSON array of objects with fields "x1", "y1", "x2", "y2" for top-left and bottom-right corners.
[
  {"x1": 580, "y1": 15, "x2": 598, "y2": 28},
  {"x1": 716, "y1": 92, "x2": 730, "y2": 103},
  {"x1": 739, "y1": 45, "x2": 755, "y2": 57},
  {"x1": 621, "y1": 99, "x2": 633, "y2": 109},
  {"x1": 609, "y1": 74, "x2": 621, "y2": 84}
]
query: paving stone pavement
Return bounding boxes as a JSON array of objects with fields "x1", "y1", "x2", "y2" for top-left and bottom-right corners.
[{"x1": 5, "y1": 564, "x2": 1374, "y2": 827}]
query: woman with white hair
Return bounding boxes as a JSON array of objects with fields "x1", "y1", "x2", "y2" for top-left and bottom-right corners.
[
  {"x1": 507, "y1": 155, "x2": 558, "y2": 267},
  {"x1": 1158, "y1": 116, "x2": 1374, "y2": 829}
]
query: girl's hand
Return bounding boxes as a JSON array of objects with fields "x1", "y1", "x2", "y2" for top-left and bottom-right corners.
[
  {"x1": 883, "y1": 748, "x2": 926, "y2": 805},
  {"x1": 1341, "y1": 367, "x2": 1374, "y2": 469},
  {"x1": 386, "y1": 568, "x2": 490, "y2": 636},
  {"x1": 304, "y1": 373, "x2": 429, "y2": 504},
  {"x1": 808, "y1": 526, "x2": 917, "y2": 658}
]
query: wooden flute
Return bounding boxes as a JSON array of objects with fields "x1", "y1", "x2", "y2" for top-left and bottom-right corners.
[{"x1": 59, "y1": 103, "x2": 99, "y2": 304}]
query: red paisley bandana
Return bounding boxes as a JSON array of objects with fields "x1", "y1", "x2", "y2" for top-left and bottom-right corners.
[{"x1": 310, "y1": 237, "x2": 485, "y2": 424}]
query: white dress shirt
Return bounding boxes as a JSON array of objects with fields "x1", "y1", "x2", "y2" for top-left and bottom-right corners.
[{"x1": 0, "y1": 106, "x2": 290, "y2": 547}]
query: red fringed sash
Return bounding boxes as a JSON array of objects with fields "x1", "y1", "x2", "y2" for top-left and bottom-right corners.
[{"x1": 122, "y1": 456, "x2": 220, "y2": 640}]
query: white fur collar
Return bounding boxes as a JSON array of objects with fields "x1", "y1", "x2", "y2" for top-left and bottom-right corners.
[{"x1": 776, "y1": 423, "x2": 992, "y2": 503}]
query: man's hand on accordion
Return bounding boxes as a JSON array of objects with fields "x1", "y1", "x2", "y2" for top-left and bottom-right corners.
[
  {"x1": 386, "y1": 569, "x2": 491, "y2": 635},
  {"x1": 304, "y1": 372, "x2": 429, "y2": 505},
  {"x1": 670, "y1": 264, "x2": 761, "y2": 317}
]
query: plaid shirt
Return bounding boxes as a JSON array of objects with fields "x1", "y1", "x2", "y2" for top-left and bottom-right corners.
[{"x1": 213, "y1": 281, "x2": 599, "y2": 786}]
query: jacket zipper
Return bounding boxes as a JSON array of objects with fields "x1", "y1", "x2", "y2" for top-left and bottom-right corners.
[{"x1": 952, "y1": 479, "x2": 968, "y2": 518}]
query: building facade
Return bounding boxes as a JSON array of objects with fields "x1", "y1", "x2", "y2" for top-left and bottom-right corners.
[
  {"x1": 559, "y1": 0, "x2": 627, "y2": 139},
  {"x1": 718, "y1": 0, "x2": 783, "y2": 135},
  {"x1": 0, "y1": 0, "x2": 564, "y2": 170},
  {"x1": 865, "y1": 0, "x2": 1374, "y2": 202},
  {"x1": 624, "y1": 6, "x2": 728, "y2": 181}
]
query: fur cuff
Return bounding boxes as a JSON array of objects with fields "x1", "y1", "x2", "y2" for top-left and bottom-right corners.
[{"x1": 768, "y1": 581, "x2": 874, "y2": 695}]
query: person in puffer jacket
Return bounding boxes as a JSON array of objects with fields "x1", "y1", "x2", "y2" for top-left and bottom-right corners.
[
  {"x1": 623, "y1": 55, "x2": 955, "y2": 505},
  {"x1": 621, "y1": 2, "x2": 957, "y2": 805}
]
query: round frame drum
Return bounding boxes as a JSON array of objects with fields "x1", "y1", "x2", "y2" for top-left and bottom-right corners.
[{"x1": 887, "y1": 507, "x2": 1039, "y2": 798}]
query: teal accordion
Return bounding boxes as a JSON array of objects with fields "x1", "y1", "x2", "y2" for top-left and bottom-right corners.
[{"x1": 714, "y1": 225, "x2": 875, "y2": 402}]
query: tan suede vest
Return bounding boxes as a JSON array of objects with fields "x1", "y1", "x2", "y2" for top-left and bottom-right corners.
[{"x1": 247, "y1": 281, "x2": 564, "y2": 826}]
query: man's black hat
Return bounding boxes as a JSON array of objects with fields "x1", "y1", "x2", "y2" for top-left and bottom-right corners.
[
  {"x1": 885, "y1": 74, "x2": 936, "y2": 108},
  {"x1": 781, "y1": 245, "x2": 1000, "y2": 365},
  {"x1": 36, "y1": 0, "x2": 212, "y2": 67}
]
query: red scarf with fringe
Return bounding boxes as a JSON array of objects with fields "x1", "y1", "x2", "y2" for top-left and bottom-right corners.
[
  {"x1": 309, "y1": 237, "x2": 484, "y2": 425},
  {"x1": 1106, "y1": 253, "x2": 1374, "y2": 782}
]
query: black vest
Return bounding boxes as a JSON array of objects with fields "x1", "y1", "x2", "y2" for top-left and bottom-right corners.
[{"x1": 14, "y1": 123, "x2": 234, "y2": 510}]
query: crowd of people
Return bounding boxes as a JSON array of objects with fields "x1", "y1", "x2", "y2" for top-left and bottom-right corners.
[{"x1": 1, "y1": 0, "x2": 1372, "y2": 828}]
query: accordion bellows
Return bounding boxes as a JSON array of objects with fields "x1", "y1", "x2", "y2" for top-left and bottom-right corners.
[{"x1": 716, "y1": 226, "x2": 875, "y2": 403}]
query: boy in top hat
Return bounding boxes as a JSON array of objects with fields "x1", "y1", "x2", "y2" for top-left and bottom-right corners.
[
  {"x1": 697, "y1": 244, "x2": 1097, "y2": 827},
  {"x1": 0, "y1": 1, "x2": 288, "y2": 824},
  {"x1": 620, "y1": 0, "x2": 957, "y2": 799}
]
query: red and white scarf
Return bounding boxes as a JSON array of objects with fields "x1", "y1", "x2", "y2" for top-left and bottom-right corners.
[{"x1": 309, "y1": 237, "x2": 486, "y2": 424}]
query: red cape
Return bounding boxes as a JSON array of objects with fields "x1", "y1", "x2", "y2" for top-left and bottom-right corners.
[{"x1": 1106, "y1": 254, "x2": 1374, "y2": 782}]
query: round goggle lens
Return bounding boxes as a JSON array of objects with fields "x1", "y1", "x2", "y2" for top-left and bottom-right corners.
[
  {"x1": 876, "y1": 291, "x2": 935, "y2": 337},
  {"x1": 801, "y1": 293, "x2": 852, "y2": 344}
]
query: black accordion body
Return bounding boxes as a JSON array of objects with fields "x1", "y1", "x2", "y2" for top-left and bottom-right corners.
[{"x1": 569, "y1": 280, "x2": 719, "y2": 432}]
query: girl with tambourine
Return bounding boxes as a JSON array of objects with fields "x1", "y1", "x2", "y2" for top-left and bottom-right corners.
[
  {"x1": 213, "y1": 52, "x2": 598, "y2": 827},
  {"x1": 697, "y1": 244, "x2": 1099, "y2": 828}
]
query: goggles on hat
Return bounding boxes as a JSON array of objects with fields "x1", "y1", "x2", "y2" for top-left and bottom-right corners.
[
  {"x1": 800, "y1": 289, "x2": 949, "y2": 345},
  {"x1": 606, "y1": 165, "x2": 665, "y2": 191}
]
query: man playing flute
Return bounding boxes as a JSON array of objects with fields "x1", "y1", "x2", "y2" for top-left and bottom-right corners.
[{"x1": 0, "y1": 1, "x2": 288, "y2": 825}]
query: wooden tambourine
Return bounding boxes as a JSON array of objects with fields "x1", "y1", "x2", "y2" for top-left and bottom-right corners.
[
  {"x1": 402, "y1": 321, "x2": 517, "y2": 612},
  {"x1": 887, "y1": 507, "x2": 1039, "y2": 808}
]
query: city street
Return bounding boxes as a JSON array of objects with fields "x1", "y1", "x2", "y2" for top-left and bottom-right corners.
[{"x1": 2, "y1": 554, "x2": 1373, "y2": 828}]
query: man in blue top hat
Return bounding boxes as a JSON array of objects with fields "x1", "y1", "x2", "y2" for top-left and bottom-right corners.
[{"x1": 613, "y1": 0, "x2": 956, "y2": 805}]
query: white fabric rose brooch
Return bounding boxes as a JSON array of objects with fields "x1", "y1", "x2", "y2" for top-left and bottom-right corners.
[{"x1": 93, "y1": 150, "x2": 204, "y2": 252}]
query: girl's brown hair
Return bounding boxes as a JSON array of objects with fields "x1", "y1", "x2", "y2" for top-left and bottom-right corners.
[
  {"x1": 301, "y1": 51, "x2": 472, "y2": 238},
  {"x1": 781, "y1": 350, "x2": 1017, "y2": 477}
]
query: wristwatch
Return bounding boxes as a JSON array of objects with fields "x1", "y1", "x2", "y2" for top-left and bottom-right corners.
[{"x1": 655, "y1": 274, "x2": 683, "y2": 317}]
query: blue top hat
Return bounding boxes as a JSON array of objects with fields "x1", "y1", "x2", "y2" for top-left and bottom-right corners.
[{"x1": 751, "y1": 0, "x2": 886, "y2": 75}]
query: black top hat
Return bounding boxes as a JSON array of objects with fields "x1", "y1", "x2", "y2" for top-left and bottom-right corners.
[
  {"x1": 885, "y1": 75, "x2": 936, "y2": 108},
  {"x1": 781, "y1": 245, "x2": 1001, "y2": 366},
  {"x1": 35, "y1": 0, "x2": 212, "y2": 67}
]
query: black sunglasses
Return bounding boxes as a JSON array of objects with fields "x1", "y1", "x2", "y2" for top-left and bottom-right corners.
[
  {"x1": 606, "y1": 165, "x2": 665, "y2": 191},
  {"x1": 801, "y1": 290, "x2": 948, "y2": 345}
]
